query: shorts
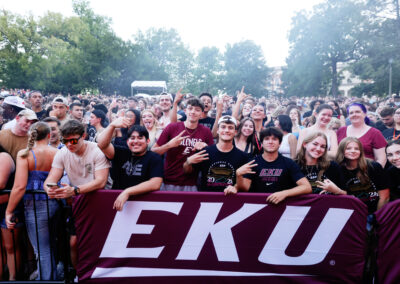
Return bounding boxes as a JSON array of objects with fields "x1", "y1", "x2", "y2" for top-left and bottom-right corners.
[{"x1": 0, "y1": 202, "x2": 25, "y2": 229}]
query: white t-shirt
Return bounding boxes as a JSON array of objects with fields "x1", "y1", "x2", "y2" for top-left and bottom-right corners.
[{"x1": 52, "y1": 141, "x2": 110, "y2": 186}]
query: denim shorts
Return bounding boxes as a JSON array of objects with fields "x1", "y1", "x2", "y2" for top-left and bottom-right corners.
[{"x1": 0, "y1": 202, "x2": 25, "y2": 229}]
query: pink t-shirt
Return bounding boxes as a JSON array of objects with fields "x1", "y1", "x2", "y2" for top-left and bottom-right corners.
[
  {"x1": 157, "y1": 122, "x2": 214, "y2": 186},
  {"x1": 337, "y1": 126, "x2": 387, "y2": 159}
]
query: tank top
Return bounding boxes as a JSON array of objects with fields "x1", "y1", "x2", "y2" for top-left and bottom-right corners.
[
  {"x1": 24, "y1": 150, "x2": 50, "y2": 201},
  {"x1": 279, "y1": 133, "x2": 291, "y2": 158}
]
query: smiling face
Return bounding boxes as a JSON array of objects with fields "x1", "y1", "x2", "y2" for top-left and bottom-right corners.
[
  {"x1": 159, "y1": 95, "x2": 172, "y2": 112},
  {"x1": 316, "y1": 108, "x2": 333, "y2": 126},
  {"x1": 250, "y1": 105, "x2": 265, "y2": 121},
  {"x1": 127, "y1": 131, "x2": 149, "y2": 155},
  {"x1": 217, "y1": 122, "x2": 236, "y2": 142},
  {"x1": 344, "y1": 141, "x2": 361, "y2": 161},
  {"x1": 240, "y1": 120, "x2": 254, "y2": 137},
  {"x1": 185, "y1": 104, "x2": 203, "y2": 123},
  {"x1": 387, "y1": 143, "x2": 400, "y2": 168},
  {"x1": 141, "y1": 111, "x2": 156, "y2": 129},
  {"x1": 303, "y1": 136, "x2": 327, "y2": 161},
  {"x1": 348, "y1": 105, "x2": 366, "y2": 125}
]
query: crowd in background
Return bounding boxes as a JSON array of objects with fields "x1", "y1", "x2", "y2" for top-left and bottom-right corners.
[{"x1": 0, "y1": 87, "x2": 400, "y2": 281}]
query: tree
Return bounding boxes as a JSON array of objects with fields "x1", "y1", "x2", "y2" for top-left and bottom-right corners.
[
  {"x1": 135, "y1": 28, "x2": 194, "y2": 91},
  {"x1": 0, "y1": 10, "x2": 42, "y2": 89},
  {"x1": 223, "y1": 40, "x2": 269, "y2": 97},
  {"x1": 187, "y1": 46, "x2": 223, "y2": 95},
  {"x1": 283, "y1": 0, "x2": 369, "y2": 97},
  {"x1": 349, "y1": 0, "x2": 400, "y2": 96}
]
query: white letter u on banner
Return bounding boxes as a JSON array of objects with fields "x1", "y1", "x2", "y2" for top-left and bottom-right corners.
[{"x1": 258, "y1": 206, "x2": 353, "y2": 265}]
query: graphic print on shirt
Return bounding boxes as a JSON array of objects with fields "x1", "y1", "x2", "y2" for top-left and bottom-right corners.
[
  {"x1": 259, "y1": 168, "x2": 283, "y2": 186},
  {"x1": 207, "y1": 161, "x2": 235, "y2": 188},
  {"x1": 122, "y1": 160, "x2": 142, "y2": 176},
  {"x1": 345, "y1": 177, "x2": 379, "y2": 203},
  {"x1": 180, "y1": 138, "x2": 203, "y2": 155}
]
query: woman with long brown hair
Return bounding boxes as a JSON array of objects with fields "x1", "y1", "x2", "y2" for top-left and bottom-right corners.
[
  {"x1": 234, "y1": 117, "x2": 257, "y2": 156},
  {"x1": 296, "y1": 132, "x2": 344, "y2": 194},
  {"x1": 336, "y1": 137, "x2": 389, "y2": 213}
]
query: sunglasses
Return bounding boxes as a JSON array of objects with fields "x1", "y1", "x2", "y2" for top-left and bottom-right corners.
[{"x1": 62, "y1": 134, "x2": 82, "y2": 145}]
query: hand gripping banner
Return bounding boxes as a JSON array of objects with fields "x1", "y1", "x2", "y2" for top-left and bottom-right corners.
[{"x1": 73, "y1": 191, "x2": 368, "y2": 283}]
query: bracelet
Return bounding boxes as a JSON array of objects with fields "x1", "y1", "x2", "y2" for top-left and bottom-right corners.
[{"x1": 186, "y1": 158, "x2": 191, "y2": 166}]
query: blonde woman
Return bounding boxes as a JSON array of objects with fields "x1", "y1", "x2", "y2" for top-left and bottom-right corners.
[
  {"x1": 140, "y1": 109, "x2": 162, "y2": 149},
  {"x1": 296, "y1": 132, "x2": 344, "y2": 194},
  {"x1": 6, "y1": 122, "x2": 59, "y2": 280}
]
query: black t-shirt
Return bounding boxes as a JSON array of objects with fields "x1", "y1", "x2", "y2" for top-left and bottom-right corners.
[
  {"x1": 375, "y1": 120, "x2": 389, "y2": 133},
  {"x1": 340, "y1": 161, "x2": 388, "y2": 213},
  {"x1": 386, "y1": 165, "x2": 400, "y2": 201},
  {"x1": 199, "y1": 117, "x2": 215, "y2": 131},
  {"x1": 299, "y1": 161, "x2": 345, "y2": 194},
  {"x1": 245, "y1": 154, "x2": 304, "y2": 193},
  {"x1": 111, "y1": 147, "x2": 163, "y2": 190},
  {"x1": 382, "y1": 128, "x2": 400, "y2": 141},
  {"x1": 35, "y1": 109, "x2": 47, "y2": 121},
  {"x1": 193, "y1": 145, "x2": 249, "y2": 192}
]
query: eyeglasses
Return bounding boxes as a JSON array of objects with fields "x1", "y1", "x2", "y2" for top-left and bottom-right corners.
[{"x1": 62, "y1": 134, "x2": 82, "y2": 145}]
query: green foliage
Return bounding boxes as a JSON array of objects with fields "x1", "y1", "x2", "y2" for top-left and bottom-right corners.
[
  {"x1": 283, "y1": 0, "x2": 369, "y2": 97},
  {"x1": 0, "y1": 3, "x2": 272, "y2": 96},
  {"x1": 349, "y1": 0, "x2": 400, "y2": 95},
  {"x1": 223, "y1": 40, "x2": 270, "y2": 97},
  {"x1": 186, "y1": 46, "x2": 223, "y2": 95}
]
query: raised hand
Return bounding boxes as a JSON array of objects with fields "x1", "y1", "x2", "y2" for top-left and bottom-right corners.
[
  {"x1": 167, "y1": 130, "x2": 189, "y2": 148},
  {"x1": 174, "y1": 88, "x2": 185, "y2": 105},
  {"x1": 110, "y1": 116, "x2": 131, "y2": 129},
  {"x1": 236, "y1": 160, "x2": 258, "y2": 176},
  {"x1": 237, "y1": 86, "x2": 248, "y2": 102},
  {"x1": 187, "y1": 150, "x2": 209, "y2": 165}
]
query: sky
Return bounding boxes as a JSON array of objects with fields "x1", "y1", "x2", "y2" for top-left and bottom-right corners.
[{"x1": 0, "y1": 0, "x2": 323, "y2": 67}]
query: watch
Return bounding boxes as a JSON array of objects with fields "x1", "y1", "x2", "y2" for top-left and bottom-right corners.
[{"x1": 73, "y1": 186, "x2": 80, "y2": 196}]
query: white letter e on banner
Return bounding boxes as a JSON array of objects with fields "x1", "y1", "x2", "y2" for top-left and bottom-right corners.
[{"x1": 99, "y1": 201, "x2": 183, "y2": 258}]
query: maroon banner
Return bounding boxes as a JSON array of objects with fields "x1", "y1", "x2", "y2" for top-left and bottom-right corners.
[
  {"x1": 73, "y1": 191, "x2": 368, "y2": 283},
  {"x1": 375, "y1": 199, "x2": 400, "y2": 284}
]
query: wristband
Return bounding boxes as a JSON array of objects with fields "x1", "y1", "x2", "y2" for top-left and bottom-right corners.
[{"x1": 74, "y1": 186, "x2": 80, "y2": 196}]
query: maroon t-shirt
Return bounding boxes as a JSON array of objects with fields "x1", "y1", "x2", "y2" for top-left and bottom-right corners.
[
  {"x1": 157, "y1": 122, "x2": 214, "y2": 186},
  {"x1": 337, "y1": 126, "x2": 387, "y2": 159}
]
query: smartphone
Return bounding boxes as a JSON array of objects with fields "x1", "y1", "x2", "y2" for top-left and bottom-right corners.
[{"x1": 46, "y1": 183, "x2": 58, "y2": 188}]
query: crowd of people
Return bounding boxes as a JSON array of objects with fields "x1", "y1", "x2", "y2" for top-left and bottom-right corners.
[{"x1": 0, "y1": 87, "x2": 399, "y2": 280}]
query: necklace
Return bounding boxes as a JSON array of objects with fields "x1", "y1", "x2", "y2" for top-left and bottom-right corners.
[{"x1": 305, "y1": 165, "x2": 317, "y2": 177}]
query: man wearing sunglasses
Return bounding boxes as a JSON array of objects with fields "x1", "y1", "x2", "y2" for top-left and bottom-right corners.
[
  {"x1": 44, "y1": 120, "x2": 110, "y2": 269},
  {"x1": 44, "y1": 119, "x2": 110, "y2": 198}
]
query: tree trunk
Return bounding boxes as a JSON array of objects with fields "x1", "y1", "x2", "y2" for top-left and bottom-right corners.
[
  {"x1": 396, "y1": 0, "x2": 400, "y2": 45},
  {"x1": 331, "y1": 61, "x2": 338, "y2": 97}
]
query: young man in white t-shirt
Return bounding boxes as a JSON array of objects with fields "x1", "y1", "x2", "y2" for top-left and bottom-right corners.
[{"x1": 44, "y1": 119, "x2": 110, "y2": 269}]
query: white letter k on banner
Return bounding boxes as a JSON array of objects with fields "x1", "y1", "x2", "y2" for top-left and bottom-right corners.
[{"x1": 176, "y1": 203, "x2": 266, "y2": 262}]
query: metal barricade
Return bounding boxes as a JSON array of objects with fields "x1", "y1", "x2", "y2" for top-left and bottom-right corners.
[{"x1": 0, "y1": 190, "x2": 74, "y2": 283}]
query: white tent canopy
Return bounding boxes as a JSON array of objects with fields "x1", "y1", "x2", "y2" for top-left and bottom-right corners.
[{"x1": 131, "y1": 81, "x2": 167, "y2": 96}]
